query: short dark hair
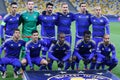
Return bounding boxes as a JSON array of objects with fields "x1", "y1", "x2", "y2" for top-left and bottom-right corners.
[
  {"x1": 79, "y1": 2, "x2": 86, "y2": 7},
  {"x1": 10, "y1": 2, "x2": 17, "y2": 6},
  {"x1": 58, "y1": 32, "x2": 65, "y2": 38},
  {"x1": 32, "y1": 30, "x2": 38, "y2": 34},
  {"x1": 46, "y1": 2, "x2": 53, "y2": 8},
  {"x1": 83, "y1": 31, "x2": 91, "y2": 36},
  {"x1": 14, "y1": 29, "x2": 20, "y2": 32}
]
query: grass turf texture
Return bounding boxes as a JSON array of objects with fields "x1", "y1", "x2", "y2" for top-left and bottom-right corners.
[{"x1": 0, "y1": 22, "x2": 120, "y2": 79}]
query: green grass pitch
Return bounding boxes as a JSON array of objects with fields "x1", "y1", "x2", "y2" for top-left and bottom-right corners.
[{"x1": 0, "y1": 22, "x2": 120, "y2": 79}]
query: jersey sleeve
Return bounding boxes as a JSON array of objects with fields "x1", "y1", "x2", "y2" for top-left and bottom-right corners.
[
  {"x1": 74, "y1": 40, "x2": 83, "y2": 60},
  {"x1": 105, "y1": 17, "x2": 110, "y2": 35},
  {"x1": 62, "y1": 42, "x2": 71, "y2": 61},
  {"x1": 97, "y1": 43, "x2": 105, "y2": 58},
  {"x1": 111, "y1": 44, "x2": 116, "y2": 59},
  {"x1": 25, "y1": 43, "x2": 32, "y2": 67},
  {"x1": 48, "y1": 44, "x2": 58, "y2": 61},
  {"x1": 88, "y1": 41, "x2": 96, "y2": 60},
  {"x1": 0, "y1": 40, "x2": 7, "y2": 55},
  {"x1": 19, "y1": 14, "x2": 23, "y2": 26}
]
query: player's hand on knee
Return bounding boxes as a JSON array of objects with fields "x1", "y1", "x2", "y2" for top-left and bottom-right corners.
[
  {"x1": 72, "y1": 56, "x2": 76, "y2": 62},
  {"x1": 21, "y1": 58, "x2": 27, "y2": 66},
  {"x1": 41, "y1": 59, "x2": 48, "y2": 65},
  {"x1": 47, "y1": 58, "x2": 51, "y2": 63},
  {"x1": 30, "y1": 66, "x2": 34, "y2": 71},
  {"x1": 69, "y1": 58, "x2": 72, "y2": 63}
]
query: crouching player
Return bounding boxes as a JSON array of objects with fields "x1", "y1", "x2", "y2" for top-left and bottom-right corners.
[
  {"x1": 72, "y1": 31, "x2": 96, "y2": 70},
  {"x1": 48, "y1": 33, "x2": 71, "y2": 70},
  {"x1": 0, "y1": 29, "x2": 25, "y2": 78},
  {"x1": 96, "y1": 34, "x2": 118, "y2": 71},
  {"x1": 21, "y1": 30, "x2": 48, "y2": 71}
]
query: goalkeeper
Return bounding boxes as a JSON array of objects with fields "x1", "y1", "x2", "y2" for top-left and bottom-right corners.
[
  {"x1": 19, "y1": 1, "x2": 39, "y2": 58},
  {"x1": 96, "y1": 34, "x2": 118, "y2": 71}
]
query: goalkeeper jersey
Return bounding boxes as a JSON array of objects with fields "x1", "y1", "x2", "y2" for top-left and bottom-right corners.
[{"x1": 19, "y1": 10, "x2": 39, "y2": 36}]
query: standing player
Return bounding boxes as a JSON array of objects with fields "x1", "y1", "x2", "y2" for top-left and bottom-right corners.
[
  {"x1": 91, "y1": 6, "x2": 110, "y2": 46},
  {"x1": 72, "y1": 2, "x2": 92, "y2": 70},
  {"x1": 90, "y1": 6, "x2": 110, "y2": 69},
  {"x1": 56, "y1": 2, "x2": 74, "y2": 45},
  {"x1": 19, "y1": 0, "x2": 39, "y2": 58},
  {"x1": 73, "y1": 31, "x2": 96, "y2": 70},
  {"x1": 96, "y1": 34, "x2": 118, "y2": 71},
  {"x1": 0, "y1": 29, "x2": 25, "y2": 78},
  {"x1": 38, "y1": 2, "x2": 58, "y2": 59},
  {"x1": 48, "y1": 33, "x2": 71, "y2": 70},
  {"x1": 21, "y1": 30, "x2": 48, "y2": 71},
  {"x1": 0, "y1": 2, "x2": 20, "y2": 41}
]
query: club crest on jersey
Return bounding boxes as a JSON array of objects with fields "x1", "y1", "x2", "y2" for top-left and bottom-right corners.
[
  {"x1": 100, "y1": 19, "x2": 103, "y2": 22},
  {"x1": 88, "y1": 45, "x2": 91, "y2": 48},
  {"x1": 10, "y1": 19, "x2": 12, "y2": 21},
  {"x1": 38, "y1": 44, "x2": 41, "y2": 47},
  {"x1": 102, "y1": 48, "x2": 104, "y2": 50},
  {"x1": 93, "y1": 19, "x2": 96, "y2": 22},
  {"x1": 67, "y1": 15, "x2": 70, "y2": 17},
  {"x1": 17, "y1": 17, "x2": 19, "y2": 20},
  {"x1": 108, "y1": 48, "x2": 111, "y2": 51},
  {"x1": 56, "y1": 48, "x2": 59, "y2": 50},
  {"x1": 63, "y1": 48, "x2": 66, "y2": 50},
  {"x1": 32, "y1": 46, "x2": 34, "y2": 48},
  {"x1": 86, "y1": 16, "x2": 89, "y2": 18},
  {"x1": 34, "y1": 16, "x2": 37, "y2": 19},
  {"x1": 53, "y1": 17, "x2": 55, "y2": 20},
  {"x1": 11, "y1": 44, "x2": 13, "y2": 46},
  {"x1": 81, "y1": 45, "x2": 84, "y2": 47},
  {"x1": 26, "y1": 17, "x2": 28, "y2": 19},
  {"x1": 44, "y1": 17, "x2": 47, "y2": 20},
  {"x1": 18, "y1": 44, "x2": 21, "y2": 47}
]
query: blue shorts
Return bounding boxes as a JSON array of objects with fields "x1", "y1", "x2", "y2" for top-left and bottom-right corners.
[
  {"x1": 42, "y1": 37, "x2": 55, "y2": 51},
  {"x1": 28, "y1": 57, "x2": 43, "y2": 66}
]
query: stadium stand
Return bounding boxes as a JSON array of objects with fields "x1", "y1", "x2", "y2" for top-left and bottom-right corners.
[
  {"x1": 69, "y1": 0, "x2": 120, "y2": 16},
  {"x1": 3, "y1": 0, "x2": 120, "y2": 16},
  {"x1": 2, "y1": 0, "x2": 120, "y2": 20},
  {"x1": 4, "y1": 0, "x2": 63, "y2": 13}
]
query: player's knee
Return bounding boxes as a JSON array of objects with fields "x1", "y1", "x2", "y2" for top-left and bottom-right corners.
[
  {"x1": 41, "y1": 59, "x2": 48, "y2": 65},
  {"x1": 21, "y1": 58, "x2": 27, "y2": 65},
  {"x1": 68, "y1": 58, "x2": 72, "y2": 63},
  {"x1": 72, "y1": 56, "x2": 76, "y2": 62}
]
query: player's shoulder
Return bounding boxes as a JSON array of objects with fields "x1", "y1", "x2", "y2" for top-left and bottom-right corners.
[
  {"x1": 4, "y1": 38, "x2": 12, "y2": 43},
  {"x1": 109, "y1": 42, "x2": 115, "y2": 48},
  {"x1": 101, "y1": 15, "x2": 108, "y2": 20},
  {"x1": 33, "y1": 10, "x2": 39, "y2": 14},
  {"x1": 90, "y1": 15, "x2": 95, "y2": 18},
  {"x1": 21, "y1": 10, "x2": 27, "y2": 14},
  {"x1": 25, "y1": 40, "x2": 32, "y2": 46},
  {"x1": 76, "y1": 39, "x2": 83, "y2": 44},
  {"x1": 3, "y1": 13, "x2": 11, "y2": 19},
  {"x1": 98, "y1": 41, "x2": 104, "y2": 46},
  {"x1": 56, "y1": 12, "x2": 61, "y2": 15},
  {"x1": 16, "y1": 13, "x2": 21, "y2": 16},
  {"x1": 90, "y1": 39, "x2": 96, "y2": 44},
  {"x1": 64, "y1": 41, "x2": 70, "y2": 47}
]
